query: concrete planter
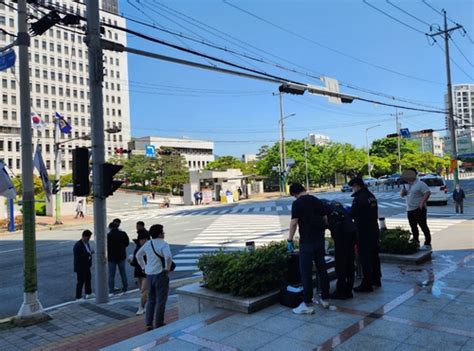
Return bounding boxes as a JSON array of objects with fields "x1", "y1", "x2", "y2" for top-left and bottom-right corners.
[
  {"x1": 379, "y1": 250, "x2": 432, "y2": 265},
  {"x1": 176, "y1": 283, "x2": 279, "y2": 319}
]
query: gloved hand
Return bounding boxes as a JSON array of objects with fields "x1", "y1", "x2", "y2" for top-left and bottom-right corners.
[{"x1": 287, "y1": 240, "x2": 295, "y2": 252}]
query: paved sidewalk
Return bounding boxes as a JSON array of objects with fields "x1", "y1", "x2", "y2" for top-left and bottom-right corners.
[{"x1": 0, "y1": 290, "x2": 178, "y2": 351}]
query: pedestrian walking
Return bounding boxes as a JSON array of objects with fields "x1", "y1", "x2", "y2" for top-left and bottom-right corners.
[
  {"x1": 107, "y1": 221, "x2": 130, "y2": 295},
  {"x1": 321, "y1": 199, "x2": 357, "y2": 299},
  {"x1": 136, "y1": 224, "x2": 172, "y2": 330},
  {"x1": 400, "y1": 168, "x2": 432, "y2": 250},
  {"x1": 73, "y1": 230, "x2": 94, "y2": 300},
  {"x1": 130, "y1": 221, "x2": 150, "y2": 315},
  {"x1": 198, "y1": 191, "x2": 203, "y2": 205},
  {"x1": 349, "y1": 177, "x2": 382, "y2": 293},
  {"x1": 453, "y1": 184, "x2": 466, "y2": 214},
  {"x1": 193, "y1": 191, "x2": 199, "y2": 206},
  {"x1": 75, "y1": 199, "x2": 85, "y2": 218},
  {"x1": 288, "y1": 183, "x2": 330, "y2": 314}
]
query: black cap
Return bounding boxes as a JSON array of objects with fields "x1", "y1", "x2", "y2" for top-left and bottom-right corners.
[{"x1": 348, "y1": 177, "x2": 366, "y2": 187}]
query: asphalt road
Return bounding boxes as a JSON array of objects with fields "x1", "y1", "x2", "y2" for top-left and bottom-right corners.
[{"x1": 1, "y1": 180, "x2": 472, "y2": 319}]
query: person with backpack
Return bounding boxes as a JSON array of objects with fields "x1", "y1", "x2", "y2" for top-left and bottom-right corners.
[
  {"x1": 288, "y1": 183, "x2": 330, "y2": 314},
  {"x1": 136, "y1": 224, "x2": 172, "y2": 330},
  {"x1": 348, "y1": 177, "x2": 381, "y2": 293},
  {"x1": 321, "y1": 199, "x2": 357, "y2": 299}
]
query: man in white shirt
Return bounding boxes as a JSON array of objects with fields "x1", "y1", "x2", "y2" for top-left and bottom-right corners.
[
  {"x1": 400, "y1": 169, "x2": 432, "y2": 250},
  {"x1": 136, "y1": 224, "x2": 172, "y2": 330}
]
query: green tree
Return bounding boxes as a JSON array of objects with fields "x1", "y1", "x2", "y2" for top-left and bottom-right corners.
[
  {"x1": 156, "y1": 153, "x2": 189, "y2": 190},
  {"x1": 120, "y1": 155, "x2": 160, "y2": 186},
  {"x1": 205, "y1": 156, "x2": 243, "y2": 171}
]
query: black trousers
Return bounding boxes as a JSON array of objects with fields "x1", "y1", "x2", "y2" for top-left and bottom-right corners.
[
  {"x1": 333, "y1": 230, "x2": 356, "y2": 294},
  {"x1": 299, "y1": 241, "x2": 330, "y2": 302},
  {"x1": 407, "y1": 207, "x2": 431, "y2": 245},
  {"x1": 357, "y1": 230, "x2": 381, "y2": 287},
  {"x1": 76, "y1": 269, "x2": 92, "y2": 299}
]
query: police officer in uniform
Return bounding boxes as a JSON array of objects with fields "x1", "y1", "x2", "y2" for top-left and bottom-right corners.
[{"x1": 348, "y1": 177, "x2": 381, "y2": 292}]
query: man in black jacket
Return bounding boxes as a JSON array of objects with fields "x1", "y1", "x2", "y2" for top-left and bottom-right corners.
[
  {"x1": 131, "y1": 221, "x2": 150, "y2": 315},
  {"x1": 349, "y1": 177, "x2": 382, "y2": 293},
  {"x1": 74, "y1": 230, "x2": 93, "y2": 300},
  {"x1": 107, "y1": 221, "x2": 130, "y2": 295}
]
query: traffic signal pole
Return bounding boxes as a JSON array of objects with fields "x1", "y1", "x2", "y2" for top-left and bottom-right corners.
[
  {"x1": 86, "y1": 0, "x2": 108, "y2": 303},
  {"x1": 15, "y1": 0, "x2": 48, "y2": 324}
]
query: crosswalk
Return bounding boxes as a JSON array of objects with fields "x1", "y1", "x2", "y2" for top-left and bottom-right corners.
[
  {"x1": 173, "y1": 214, "x2": 285, "y2": 272},
  {"x1": 384, "y1": 217, "x2": 466, "y2": 242}
]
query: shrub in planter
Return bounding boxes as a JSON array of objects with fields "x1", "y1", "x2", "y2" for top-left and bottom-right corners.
[
  {"x1": 197, "y1": 242, "x2": 290, "y2": 297},
  {"x1": 379, "y1": 227, "x2": 418, "y2": 255}
]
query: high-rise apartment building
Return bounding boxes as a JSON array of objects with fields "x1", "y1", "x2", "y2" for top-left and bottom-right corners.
[
  {"x1": 444, "y1": 84, "x2": 474, "y2": 154},
  {"x1": 308, "y1": 133, "x2": 330, "y2": 146},
  {"x1": 0, "y1": 0, "x2": 130, "y2": 174}
]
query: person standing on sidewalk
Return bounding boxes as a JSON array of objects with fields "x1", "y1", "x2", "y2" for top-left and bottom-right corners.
[
  {"x1": 130, "y1": 222, "x2": 150, "y2": 315},
  {"x1": 400, "y1": 168, "x2": 432, "y2": 250},
  {"x1": 107, "y1": 221, "x2": 130, "y2": 295},
  {"x1": 288, "y1": 183, "x2": 330, "y2": 314},
  {"x1": 349, "y1": 177, "x2": 381, "y2": 293},
  {"x1": 453, "y1": 184, "x2": 466, "y2": 214},
  {"x1": 136, "y1": 224, "x2": 172, "y2": 330},
  {"x1": 73, "y1": 230, "x2": 94, "y2": 300}
]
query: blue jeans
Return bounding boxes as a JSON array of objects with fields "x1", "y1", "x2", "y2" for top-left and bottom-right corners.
[
  {"x1": 145, "y1": 272, "x2": 169, "y2": 328},
  {"x1": 108, "y1": 260, "x2": 128, "y2": 293},
  {"x1": 299, "y1": 241, "x2": 330, "y2": 302}
]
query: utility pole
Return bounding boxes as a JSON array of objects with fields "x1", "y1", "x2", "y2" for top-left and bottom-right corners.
[
  {"x1": 304, "y1": 138, "x2": 309, "y2": 190},
  {"x1": 391, "y1": 109, "x2": 403, "y2": 174},
  {"x1": 15, "y1": 0, "x2": 48, "y2": 324},
  {"x1": 429, "y1": 10, "x2": 462, "y2": 186},
  {"x1": 280, "y1": 93, "x2": 287, "y2": 194},
  {"x1": 274, "y1": 92, "x2": 284, "y2": 196},
  {"x1": 365, "y1": 124, "x2": 380, "y2": 177},
  {"x1": 53, "y1": 122, "x2": 62, "y2": 224},
  {"x1": 86, "y1": 0, "x2": 108, "y2": 303}
]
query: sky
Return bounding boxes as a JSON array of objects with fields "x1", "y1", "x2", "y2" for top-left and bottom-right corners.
[{"x1": 119, "y1": 0, "x2": 473, "y2": 157}]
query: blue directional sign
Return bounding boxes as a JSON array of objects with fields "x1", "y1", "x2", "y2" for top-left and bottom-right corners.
[
  {"x1": 145, "y1": 144, "x2": 155, "y2": 158},
  {"x1": 400, "y1": 128, "x2": 411, "y2": 138},
  {"x1": 0, "y1": 50, "x2": 16, "y2": 72}
]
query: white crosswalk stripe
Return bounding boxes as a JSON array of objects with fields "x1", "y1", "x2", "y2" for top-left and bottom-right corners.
[
  {"x1": 385, "y1": 217, "x2": 466, "y2": 241},
  {"x1": 173, "y1": 214, "x2": 284, "y2": 272}
]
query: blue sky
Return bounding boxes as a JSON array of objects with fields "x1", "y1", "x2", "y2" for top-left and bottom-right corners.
[{"x1": 120, "y1": 0, "x2": 473, "y2": 156}]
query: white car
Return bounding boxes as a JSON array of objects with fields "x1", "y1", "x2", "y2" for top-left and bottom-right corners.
[
  {"x1": 419, "y1": 175, "x2": 449, "y2": 205},
  {"x1": 363, "y1": 177, "x2": 378, "y2": 187}
]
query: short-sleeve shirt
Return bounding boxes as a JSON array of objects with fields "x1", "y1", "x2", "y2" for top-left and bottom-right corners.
[
  {"x1": 404, "y1": 180, "x2": 430, "y2": 211},
  {"x1": 291, "y1": 195, "x2": 326, "y2": 244}
]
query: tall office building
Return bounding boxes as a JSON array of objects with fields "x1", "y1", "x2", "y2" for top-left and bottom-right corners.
[
  {"x1": 0, "y1": 0, "x2": 131, "y2": 174},
  {"x1": 445, "y1": 84, "x2": 474, "y2": 154}
]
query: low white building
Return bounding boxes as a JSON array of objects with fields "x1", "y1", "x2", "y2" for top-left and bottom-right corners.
[
  {"x1": 130, "y1": 136, "x2": 214, "y2": 170},
  {"x1": 242, "y1": 154, "x2": 257, "y2": 163},
  {"x1": 308, "y1": 133, "x2": 330, "y2": 146}
]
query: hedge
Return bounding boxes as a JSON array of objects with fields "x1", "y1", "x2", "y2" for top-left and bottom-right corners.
[{"x1": 379, "y1": 227, "x2": 418, "y2": 255}]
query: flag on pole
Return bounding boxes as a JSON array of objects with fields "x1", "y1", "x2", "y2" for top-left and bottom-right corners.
[
  {"x1": 0, "y1": 160, "x2": 16, "y2": 199},
  {"x1": 54, "y1": 112, "x2": 72, "y2": 134},
  {"x1": 31, "y1": 112, "x2": 47, "y2": 130},
  {"x1": 33, "y1": 144, "x2": 51, "y2": 200}
]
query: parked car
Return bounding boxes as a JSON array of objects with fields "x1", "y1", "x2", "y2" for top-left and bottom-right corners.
[
  {"x1": 378, "y1": 175, "x2": 390, "y2": 184},
  {"x1": 387, "y1": 173, "x2": 401, "y2": 186},
  {"x1": 341, "y1": 184, "x2": 351, "y2": 192},
  {"x1": 363, "y1": 177, "x2": 378, "y2": 187},
  {"x1": 419, "y1": 175, "x2": 448, "y2": 205}
]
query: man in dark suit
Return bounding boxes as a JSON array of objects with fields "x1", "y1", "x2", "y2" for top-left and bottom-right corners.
[
  {"x1": 74, "y1": 230, "x2": 94, "y2": 300},
  {"x1": 107, "y1": 221, "x2": 130, "y2": 295}
]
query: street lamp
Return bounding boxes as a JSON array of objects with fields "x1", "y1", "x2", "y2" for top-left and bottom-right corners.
[{"x1": 365, "y1": 124, "x2": 380, "y2": 177}]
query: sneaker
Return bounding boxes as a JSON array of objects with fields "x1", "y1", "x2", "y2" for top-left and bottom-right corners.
[
  {"x1": 420, "y1": 244, "x2": 432, "y2": 251},
  {"x1": 319, "y1": 299, "x2": 330, "y2": 309},
  {"x1": 136, "y1": 306, "x2": 145, "y2": 316},
  {"x1": 292, "y1": 302, "x2": 315, "y2": 315},
  {"x1": 84, "y1": 293, "x2": 95, "y2": 300}
]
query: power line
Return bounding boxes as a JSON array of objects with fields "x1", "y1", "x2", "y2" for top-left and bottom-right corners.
[
  {"x1": 363, "y1": 0, "x2": 427, "y2": 35},
  {"x1": 223, "y1": 0, "x2": 441, "y2": 85},
  {"x1": 385, "y1": 0, "x2": 431, "y2": 27},
  {"x1": 451, "y1": 37, "x2": 473, "y2": 67},
  {"x1": 435, "y1": 41, "x2": 474, "y2": 80}
]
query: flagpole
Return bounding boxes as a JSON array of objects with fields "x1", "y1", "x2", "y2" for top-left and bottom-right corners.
[
  {"x1": 54, "y1": 121, "x2": 62, "y2": 224},
  {"x1": 15, "y1": 0, "x2": 49, "y2": 325}
]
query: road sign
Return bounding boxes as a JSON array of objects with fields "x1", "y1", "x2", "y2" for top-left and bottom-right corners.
[
  {"x1": 400, "y1": 128, "x2": 411, "y2": 138},
  {"x1": 0, "y1": 50, "x2": 16, "y2": 72},
  {"x1": 145, "y1": 144, "x2": 155, "y2": 158}
]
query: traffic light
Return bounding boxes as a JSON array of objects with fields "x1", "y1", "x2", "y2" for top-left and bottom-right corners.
[
  {"x1": 386, "y1": 133, "x2": 399, "y2": 138},
  {"x1": 102, "y1": 163, "x2": 123, "y2": 197},
  {"x1": 278, "y1": 84, "x2": 306, "y2": 95},
  {"x1": 419, "y1": 129, "x2": 433, "y2": 134},
  {"x1": 29, "y1": 10, "x2": 61, "y2": 36},
  {"x1": 158, "y1": 150, "x2": 172, "y2": 155},
  {"x1": 52, "y1": 180, "x2": 60, "y2": 195},
  {"x1": 72, "y1": 147, "x2": 90, "y2": 196},
  {"x1": 115, "y1": 147, "x2": 132, "y2": 155}
]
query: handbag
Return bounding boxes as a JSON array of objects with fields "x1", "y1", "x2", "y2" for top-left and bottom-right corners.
[{"x1": 150, "y1": 240, "x2": 176, "y2": 272}]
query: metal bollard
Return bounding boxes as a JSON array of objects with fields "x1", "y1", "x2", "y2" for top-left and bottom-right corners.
[{"x1": 378, "y1": 217, "x2": 387, "y2": 232}]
